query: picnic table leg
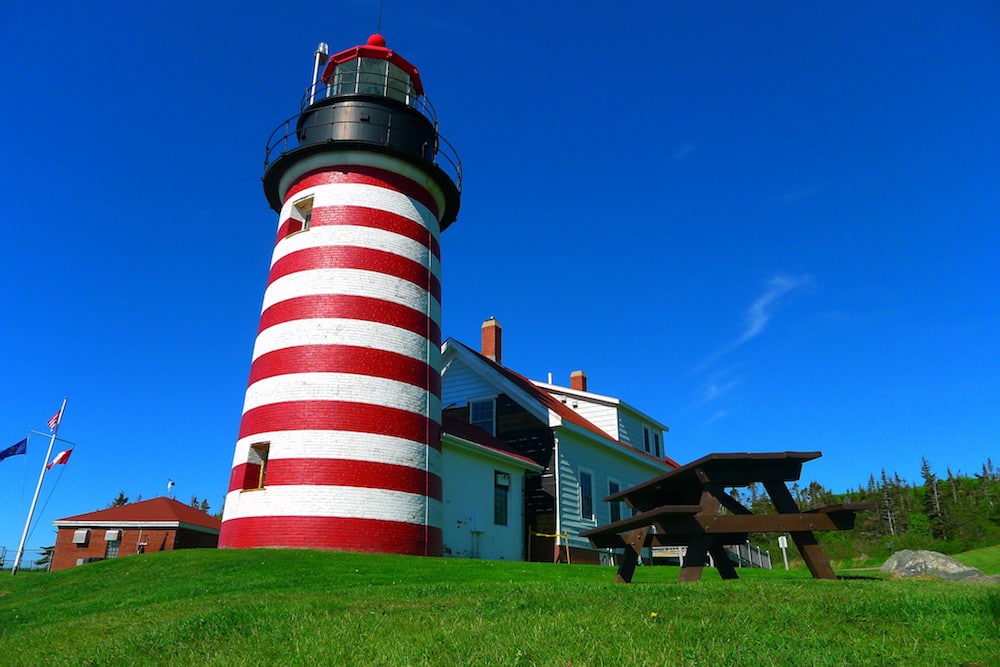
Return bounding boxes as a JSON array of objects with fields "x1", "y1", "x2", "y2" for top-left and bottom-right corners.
[
  {"x1": 708, "y1": 541, "x2": 739, "y2": 579},
  {"x1": 763, "y1": 481, "x2": 837, "y2": 580},
  {"x1": 678, "y1": 536, "x2": 711, "y2": 583},
  {"x1": 614, "y1": 527, "x2": 649, "y2": 584}
]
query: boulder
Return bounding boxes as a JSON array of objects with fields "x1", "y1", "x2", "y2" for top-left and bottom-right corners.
[{"x1": 880, "y1": 550, "x2": 999, "y2": 583}]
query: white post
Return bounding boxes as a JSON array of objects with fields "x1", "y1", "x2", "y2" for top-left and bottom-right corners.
[
  {"x1": 12, "y1": 399, "x2": 66, "y2": 575},
  {"x1": 778, "y1": 534, "x2": 790, "y2": 571}
]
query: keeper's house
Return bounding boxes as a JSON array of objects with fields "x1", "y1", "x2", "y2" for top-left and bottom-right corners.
[
  {"x1": 50, "y1": 497, "x2": 220, "y2": 571},
  {"x1": 441, "y1": 319, "x2": 678, "y2": 563}
]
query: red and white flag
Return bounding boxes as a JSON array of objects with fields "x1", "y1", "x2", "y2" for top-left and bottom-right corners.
[
  {"x1": 46, "y1": 449, "x2": 72, "y2": 470},
  {"x1": 47, "y1": 408, "x2": 63, "y2": 432}
]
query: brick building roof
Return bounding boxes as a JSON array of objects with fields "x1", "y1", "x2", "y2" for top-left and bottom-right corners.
[{"x1": 54, "y1": 496, "x2": 221, "y2": 532}]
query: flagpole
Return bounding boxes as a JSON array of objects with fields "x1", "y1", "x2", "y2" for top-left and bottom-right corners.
[{"x1": 12, "y1": 398, "x2": 67, "y2": 576}]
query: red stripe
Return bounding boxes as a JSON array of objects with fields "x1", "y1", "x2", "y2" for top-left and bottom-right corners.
[
  {"x1": 257, "y1": 294, "x2": 441, "y2": 345},
  {"x1": 285, "y1": 165, "x2": 441, "y2": 221},
  {"x1": 267, "y1": 246, "x2": 441, "y2": 300},
  {"x1": 276, "y1": 206, "x2": 441, "y2": 259},
  {"x1": 248, "y1": 345, "x2": 441, "y2": 396},
  {"x1": 238, "y1": 401, "x2": 441, "y2": 450},
  {"x1": 227, "y1": 459, "x2": 442, "y2": 498},
  {"x1": 219, "y1": 515, "x2": 442, "y2": 555}
]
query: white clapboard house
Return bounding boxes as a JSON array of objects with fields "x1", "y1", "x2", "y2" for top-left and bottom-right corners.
[{"x1": 439, "y1": 318, "x2": 678, "y2": 563}]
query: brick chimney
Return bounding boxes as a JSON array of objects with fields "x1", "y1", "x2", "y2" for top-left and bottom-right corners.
[
  {"x1": 570, "y1": 370, "x2": 587, "y2": 392},
  {"x1": 481, "y1": 317, "x2": 502, "y2": 364}
]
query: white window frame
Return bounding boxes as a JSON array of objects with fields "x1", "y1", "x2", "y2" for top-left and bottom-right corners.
[{"x1": 287, "y1": 196, "x2": 313, "y2": 237}]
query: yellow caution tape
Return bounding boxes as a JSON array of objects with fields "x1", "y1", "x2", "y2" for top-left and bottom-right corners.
[{"x1": 529, "y1": 531, "x2": 569, "y2": 538}]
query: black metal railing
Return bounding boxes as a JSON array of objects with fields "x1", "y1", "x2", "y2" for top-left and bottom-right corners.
[{"x1": 264, "y1": 99, "x2": 462, "y2": 192}]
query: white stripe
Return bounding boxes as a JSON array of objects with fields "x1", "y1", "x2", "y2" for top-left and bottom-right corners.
[
  {"x1": 251, "y1": 318, "x2": 438, "y2": 364},
  {"x1": 242, "y1": 372, "x2": 441, "y2": 416},
  {"x1": 222, "y1": 485, "x2": 442, "y2": 525},
  {"x1": 275, "y1": 151, "x2": 450, "y2": 222},
  {"x1": 230, "y1": 430, "x2": 442, "y2": 471},
  {"x1": 271, "y1": 225, "x2": 441, "y2": 278},
  {"x1": 281, "y1": 182, "x2": 439, "y2": 232},
  {"x1": 261, "y1": 269, "x2": 441, "y2": 321}
]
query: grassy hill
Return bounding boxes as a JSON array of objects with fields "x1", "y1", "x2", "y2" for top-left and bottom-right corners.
[{"x1": 1, "y1": 549, "x2": 998, "y2": 666}]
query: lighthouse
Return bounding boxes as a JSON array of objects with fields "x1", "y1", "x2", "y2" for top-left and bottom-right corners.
[{"x1": 219, "y1": 35, "x2": 460, "y2": 556}]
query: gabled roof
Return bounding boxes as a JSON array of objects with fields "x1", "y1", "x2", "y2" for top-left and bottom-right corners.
[
  {"x1": 442, "y1": 339, "x2": 679, "y2": 469},
  {"x1": 442, "y1": 415, "x2": 543, "y2": 470},
  {"x1": 531, "y1": 380, "x2": 671, "y2": 433},
  {"x1": 53, "y1": 497, "x2": 221, "y2": 532}
]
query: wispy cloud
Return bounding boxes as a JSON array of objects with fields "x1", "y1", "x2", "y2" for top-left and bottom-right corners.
[
  {"x1": 691, "y1": 272, "x2": 813, "y2": 374},
  {"x1": 703, "y1": 410, "x2": 728, "y2": 426},
  {"x1": 737, "y1": 273, "x2": 812, "y2": 344},
  {"x1": 673, "y1": 142, "x2": 696, "y2": 160},
  {"x1": 697, "y1": 375, "x2": 740, "y2": 405}
]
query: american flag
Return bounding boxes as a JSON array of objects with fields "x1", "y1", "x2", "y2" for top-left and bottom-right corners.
[{"x1": 47, "y1": 408, "x2": 62, "y2": 431}]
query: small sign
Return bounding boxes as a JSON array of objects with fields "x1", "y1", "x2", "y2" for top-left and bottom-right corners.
[{"x1": 778, "y1": 535, "x2": 788, "y2": 548}]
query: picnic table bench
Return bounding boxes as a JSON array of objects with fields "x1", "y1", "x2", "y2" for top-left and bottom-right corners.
[{"x1": 580, "y1": 451, "x2": 874, "y2": 583}]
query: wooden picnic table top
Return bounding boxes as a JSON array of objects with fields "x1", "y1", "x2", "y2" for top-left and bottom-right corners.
[{"x1": 605, "y1": 451, "x2": 822, "y2": 511}]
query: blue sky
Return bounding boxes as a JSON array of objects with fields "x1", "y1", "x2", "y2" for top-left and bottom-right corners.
[{"x1": 2, "y1": 1, "x2": 997, "y2": 559}]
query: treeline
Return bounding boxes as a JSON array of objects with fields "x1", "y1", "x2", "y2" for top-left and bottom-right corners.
[{"x1": 731, "y1": 458, "x2": 1000, "y2": 559}]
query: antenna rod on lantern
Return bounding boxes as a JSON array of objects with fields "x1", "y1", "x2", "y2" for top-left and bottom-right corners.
[
  {"x1": 12, "y1": 398, "x2": 67, "y2": 575},
  {"x1": 310, "y1": 42, "x2": 329, "y2": 106}
]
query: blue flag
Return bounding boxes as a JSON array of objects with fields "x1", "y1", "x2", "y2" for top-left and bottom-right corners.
[{"x1": 0, "y1": 438, "x2": 27, "y2": 462}]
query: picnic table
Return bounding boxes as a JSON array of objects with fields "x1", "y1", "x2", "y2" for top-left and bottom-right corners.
[{"x1": 580, "y1": 451, "x2": 874, "y2": 583}]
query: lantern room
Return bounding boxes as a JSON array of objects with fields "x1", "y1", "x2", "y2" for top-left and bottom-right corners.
[{"x1": 262, "y1": 34, "x2": 461, "y2": 227}]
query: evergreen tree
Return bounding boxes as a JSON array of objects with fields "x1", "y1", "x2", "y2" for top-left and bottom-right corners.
[
  {"x1": 107, "y1": 492, "x2": 129, "y2": 508},
  {"x1": 34, "y1": 545, "x2": 55, "y2": 569}
]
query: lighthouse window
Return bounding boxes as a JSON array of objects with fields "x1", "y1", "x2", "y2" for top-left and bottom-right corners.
[
  {"x1": 386, "y1": 62, "x2": 412, "y2": 104},
  {"x1": 358, "y1": 57, "x2": 389, "y2": 96},
  {"x1": 243, "y1": 442, "x2": 270, "y2": 491},
  {"x1": 287, "y1": 197, "x2": 313, "y2": 237},
  {"x1": 332, "y1": 62, "x2": 358, "y2": 95}
]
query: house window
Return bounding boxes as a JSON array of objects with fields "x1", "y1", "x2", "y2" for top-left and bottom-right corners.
[
  {"x1": 105, "y1": 539, "x2": 121, "y2": 559},
  {"x1": 72, "y1": 529, "x2": 90, "y2": 545},
  {"x1": 653, "y1": 432, "x2": 661, "y2": 459},
  {"x1": 579, "y1": 470, "x2": 594, "y2": 520},
  {"x1": 643, "y1": 427, "x2": 651, "y2": 453},
  {"x1": 608, "y1": 480, "x2": 622, "y2": 523},
  {"x1": 243, "y1": 442, "x2": 270, "y2": 490},
  {"x1": 469, "y1": 398, "x2": 495, "y2": 435},
  {"x1": 286, "y1": 196, "x2": 313, "y2": 237},
  {"x1": 494, "y1": 471, "x2": 510, "y2": 526}
]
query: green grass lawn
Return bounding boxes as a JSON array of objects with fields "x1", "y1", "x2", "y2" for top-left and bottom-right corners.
[
  {"x1": 954, "y1": 544, "x2": 1000, "y2": 574},
  {"x1": 1, "y1": 548, "x2": 998, "y2": 666}
]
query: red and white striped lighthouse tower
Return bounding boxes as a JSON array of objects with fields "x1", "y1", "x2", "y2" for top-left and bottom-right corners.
[{"x1": 219, "y1": 34, "x2": 460, "y2": 556}]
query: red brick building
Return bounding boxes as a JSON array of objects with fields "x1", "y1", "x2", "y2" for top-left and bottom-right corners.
[{"x1": 51, "y1": 497, "x2": 220, "y2": 571}]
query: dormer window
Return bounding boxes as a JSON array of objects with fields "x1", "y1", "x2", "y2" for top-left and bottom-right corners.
[{"x1": 469, "y1": 398, "x2": 496, "y2": 435}]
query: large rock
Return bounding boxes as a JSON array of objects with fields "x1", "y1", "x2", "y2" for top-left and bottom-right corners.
[{"x1": 880, "y1": 550, "x2": 999, "y2": 583}]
